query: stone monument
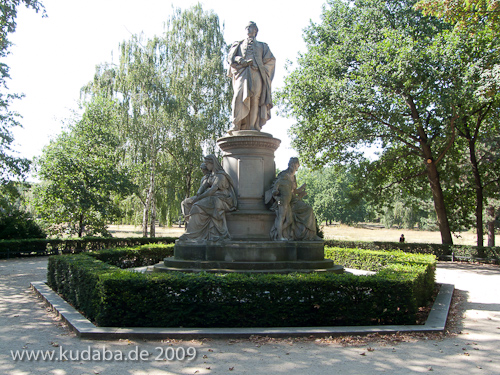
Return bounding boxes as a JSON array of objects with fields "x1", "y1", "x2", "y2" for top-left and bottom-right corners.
[
  {"x1": 266, "y1": 157, "x2": 322, "y2": 241},
  {"x1": 154, "y1": 22, "x2": 343, "y2": 274},
  {"x1": 178, "y1": 155, "x2": 237, "y2": 242},
  {"x1": 227, "y1": 21, "x2": 275, "y2": 132}
]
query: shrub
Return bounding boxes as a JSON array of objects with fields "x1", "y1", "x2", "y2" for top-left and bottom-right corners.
[
  {"x1": 325, "y1": 247, "x2": 436, "y2": 306},
  {"x1": 87, "y1": 244, "x2": 174, "y2": 268},
  {"x1": 324, "y1": 239, "x2": 500, "y2": 262},
  {"x1": 47, "y1": 253, "x2": 118, "y2": 321},
  {"x1": 47, "y1": 246, "x2": 435, "y2": 328},
  {"x1": 0, "y1": 210, "x2": 46, "y2": 240},
  {"x1": 93, "y1": 271, "x2": 417, "y2": 327},
  {"x1": 0, "y1": 236, "x2": 176, "y2": 258}
]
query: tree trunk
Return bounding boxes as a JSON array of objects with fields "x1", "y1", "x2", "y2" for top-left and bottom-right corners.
[
  {"x1": 78, "y1": 213, "x2": 84, "y2": 238},
  {"x1": 142, "y1": 203, "x2": 149, "y2": 237},
  {"x1": 406, "y1": 95, "x2": 453, "y2": 244},
  {"x1": 185, "y1": 171, "x2": 192, "y2": 200},
  {"x1": 425, "y1": 159, "x2": 453, "y2": 244},
  {"x1": 487, "y1": 205, "x2": 496, "y2": 247},
  {"x1": 468, "y1": 139, "x2": 484, "y2": 246},
  {"x1": 142, "y1": 171, "x2": 155, "y2": 237},
  {"x1": 150, "y1": 196, "x2": 156, "y2": 238}
]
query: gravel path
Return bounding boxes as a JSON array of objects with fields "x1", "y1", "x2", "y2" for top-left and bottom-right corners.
[{"x1": 0, "y1": 257, "x2": 499, "y2": 375}]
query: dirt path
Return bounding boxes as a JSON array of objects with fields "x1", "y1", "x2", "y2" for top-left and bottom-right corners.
[{"x1": 1, "y1": 257, "x2": 499, "y2": 374}]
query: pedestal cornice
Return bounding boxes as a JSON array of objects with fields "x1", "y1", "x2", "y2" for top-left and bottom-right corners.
[{"x1": 217, "y1": 131, "x2": 281, "y2": 152}]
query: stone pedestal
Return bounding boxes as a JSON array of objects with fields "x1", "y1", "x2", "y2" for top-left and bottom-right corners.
[
  {"x1": 217, "y1": 131, "x2": 280, "y2": 240},
  {"x1": 217, "y1": 131, "x2": 280, "y2": 210},
  {"x1": 153, "y1": 130, "x2": 343, "y2": 275},
  {"x1": 153, "y1": 240, "x2": 344, "y2": 274}
]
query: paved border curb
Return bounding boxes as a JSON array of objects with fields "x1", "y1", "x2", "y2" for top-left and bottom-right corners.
[{"x1": 31, "y1": 281, "x2": 454, "y2": 340}]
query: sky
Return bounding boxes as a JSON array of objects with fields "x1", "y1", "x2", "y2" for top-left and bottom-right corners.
[{"x1": 5, "y1": 0, "x2": 328, "y2": 172}]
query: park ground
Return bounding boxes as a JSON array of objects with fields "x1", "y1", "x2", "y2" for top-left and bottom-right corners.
[
  {"x1": 1, "y1": 256, "x2": 499, "y2": 374},
  {"x1": 108, "y1": 223, "x2": 499, "y2": 246},
  {"x1": 2, "y1": 223, "x2": 497, "y2": 373}
]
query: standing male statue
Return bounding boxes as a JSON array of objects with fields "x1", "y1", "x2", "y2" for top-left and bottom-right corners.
[{"x1": 227, "y1": 21, "x2": 276, "y2": 132}]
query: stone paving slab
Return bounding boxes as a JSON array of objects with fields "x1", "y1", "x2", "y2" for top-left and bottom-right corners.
[{"x1": 30, "y1": 281, "x2": 454, "y2": 340}]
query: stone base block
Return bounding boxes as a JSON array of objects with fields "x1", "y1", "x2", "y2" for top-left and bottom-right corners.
[
  {"x1": 173, "y1": 240, "x2": 326, "y2": 261},
  {"x1": 226, "y1": 210, "x2": 274, "y2": 240},
  {"x1": 153, "y1": 261, "x2": 344, "y2": 274},
  {"x1": 152, "y1": 240, "x2": 344, "y2": 274}
]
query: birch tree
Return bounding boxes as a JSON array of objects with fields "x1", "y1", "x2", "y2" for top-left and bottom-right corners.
[{"x1": 83, "y1": 5, "x2": 231, "y2": 236}]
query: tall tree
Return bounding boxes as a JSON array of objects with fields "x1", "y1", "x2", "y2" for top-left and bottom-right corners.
[
  {"x1": 453, "y1": 108, "x2": 500, "y2": 246},
  {"x1": 33, "y1": 96, "x2": 134, "y2": 237},
  {"x1": 277, "y1": 0, "x2": 499, "y2": 244},
  {"x1": 480, "y1": 134, "x2": 500, "y2": 246},
  {"x1": 416, "y1": 0, "x2": 500, "y2": 246},
  {"x1": 0, "y1": 1, "x2": 46, "y2": 239},
  {"x1": 83, "y1": 5, "x2": 231, "y2": 236},
  {"x1": 0, "y1": 180, "x2": 46, "y2": 239}
]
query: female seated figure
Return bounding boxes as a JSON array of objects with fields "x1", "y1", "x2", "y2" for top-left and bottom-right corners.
[
  {"x1": 181, "y1": 162, "x2": 210, "y2": 220},
  {"x1": 179, "y1": 155, "x2": 237, "y2": 242},
  {"x1": 266, "y1": 157, "x2": 321, "y2": 241}
]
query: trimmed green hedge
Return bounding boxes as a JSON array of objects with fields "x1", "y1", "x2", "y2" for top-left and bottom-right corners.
[
  {"x1": 325, "y1": 247, "x2": 436, "y2": 307},
  {"x1": 0, "y1": 236, "x2": 176, "y2": 258},
  {"x1": 87, "y1": 244, "x2": 174, "y2": 268},
  {"x1": 5, "y1": 234, "x2": 498, "y2": 262},
  {"x1": 47, "y1": 246, "x2": 435, "y2": 328},
  {"x1": 324, "y1": 239, "x2": 500, "y2": 262}
]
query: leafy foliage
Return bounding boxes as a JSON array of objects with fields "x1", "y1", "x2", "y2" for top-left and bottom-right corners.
[
  {"x1": 0, "y1": 179, "x2": 45, "y2": 239},
  {"x1": 296, "y1": 165, "x2": 367, "y2": 224},
  {"x1": 278, "y1": 0, "x2": 500, "y2": 244},
  {"x1": 0, "y1": 2, "x2": 47, "y2": 239},
  {"x1": 87, "y1": 243, "x2": 174, "y2": 268},
  {"x1": 324, "y1": 239, "x2": 500, "y2": 261},
  {"x1": 82, "y1": 5, "x2": 231, "y2": 235},
  {"x1": 415, "y1": 0, "x2": 500, "y2": 36},
  {"x1": 413, "y1": 0, "x2": 500, "y2": 245},
  {"x1": 0, "y1": 236, "x2": 176, "y2": 258},
  {"x1": 33, "y1": 96, "x2": 134, "y2": 237}
]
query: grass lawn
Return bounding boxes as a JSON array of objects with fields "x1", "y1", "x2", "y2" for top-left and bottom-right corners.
[{"x1": 107, "y1": 222, "x2": 497, "y2": 246}]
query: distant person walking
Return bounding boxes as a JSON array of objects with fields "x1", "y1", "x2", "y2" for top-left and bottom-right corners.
[{"x1": 399, "y1": 234, "x2": 405, "y2": 243}]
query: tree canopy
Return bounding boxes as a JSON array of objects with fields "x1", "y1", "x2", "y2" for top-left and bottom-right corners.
[
  {"x1": 415, "y1": 0, "x2": 500, "y2": 36},
  {"x1": 278, "y1": 0, "x2": 500, "y2": 244},
  {"x1": 82, "y1": 5, "x2": 231, "y2": 236},
  {"x1": 297, "y1": 165, "x2": 367, "y2": 225},
  {"x1": 34, "y1": 96, "x2": 134, "y2": 237}
]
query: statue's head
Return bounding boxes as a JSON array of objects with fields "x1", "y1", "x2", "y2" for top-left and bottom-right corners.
[
  {"x1": 200, "y1": 162, "x2": 209, "y2": 174},
  {"x1": 245, "y1": 21, "x2": 258, "y2": 37},
  {"x1": 204, "y1": 154, "x2": 223, "y2": 172},
  {"x1": 288, "y1": 157, "x2": 300, "y2": 172}
]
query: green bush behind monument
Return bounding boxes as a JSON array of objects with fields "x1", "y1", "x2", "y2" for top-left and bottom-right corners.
[
  {"x1": 47, "y1": 245, "x2": 435, "y2": 328},
  {"x1": 0, "y1": 237, "x2": 176, "y2": 258}
]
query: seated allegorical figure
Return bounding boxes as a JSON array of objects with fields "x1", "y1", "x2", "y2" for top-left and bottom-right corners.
[
  {"x1": 265, "y1": 157, "x2": 321, "y2": 241},
  {"x1": 179, "y1": 154, "x2": 237, "y2": 242},
  {"x1": 181, "y1": 162, "x2": 211, "y2": 222}
]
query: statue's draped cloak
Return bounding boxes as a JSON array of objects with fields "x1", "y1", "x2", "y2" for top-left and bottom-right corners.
[
  {"x1": 179, "y1": 170, "x2": 237, "y2": 242},
  {"x1": 266, "y1": 170, "x2": 318, "y2": 241},
  {"x1": 227, "y1": 39, "x2": 276, "y2": 130}
]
